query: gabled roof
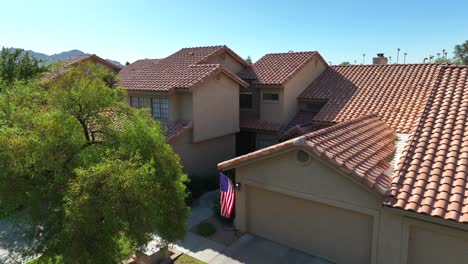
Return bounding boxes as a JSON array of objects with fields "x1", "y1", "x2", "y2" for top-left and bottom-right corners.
[
  {"x1": 299, "y1": 64, "x2": 443, "y2": 133},
  {"x1": 238, "y1": 51, "x2": 326, "y2": 86},
  {"x1": 219, "y1": 114, "x2": 396, "y2": 195},
  {"x1": 384, "y1": 65, "x2": 468, "y2": 223},
  {"x1": 118, "y1": 59, "x2": 160, "y2": 79},
  {"x1": 119, "y1": 45, "x2": 248, "y2": 92},
  {"x1": 62, "y1": 54, "x2": 121, "y2": 71}
]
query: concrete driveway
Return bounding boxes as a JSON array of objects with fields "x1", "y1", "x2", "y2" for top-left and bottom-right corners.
[{"x1": 208, "y1": 233, "x2": 333, "y2": 264}]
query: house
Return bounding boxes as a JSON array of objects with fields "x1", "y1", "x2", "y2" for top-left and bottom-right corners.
[
  {"x1": 218, "y1": 64, "x2": 468, "y2": 264},
  {"x1": 118, "y1": 46, "x2": 249, "y2": 177},
  {"x1": 46, "y1": 54, "x2": 121, "y2": 80},
  {"x1": 236, "y1": 51, "x2": 328, "y2": 155}
]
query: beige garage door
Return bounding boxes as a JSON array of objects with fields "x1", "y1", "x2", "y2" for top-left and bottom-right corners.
[
  {"x1": 408, "y1": 225, "x2": 468, "y2": 264},
  {"x1": 246, "y1": 186, "x2": 373, "y2": 264}
]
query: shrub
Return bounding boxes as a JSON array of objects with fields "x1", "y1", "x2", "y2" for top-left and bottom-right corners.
[{"x1": 196, "y1": 223, "x2": 216, "y2": 237}]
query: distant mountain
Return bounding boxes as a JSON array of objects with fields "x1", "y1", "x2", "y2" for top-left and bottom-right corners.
[{"x1": 7, "y1": 48, "x2": 123, "y2": 67}]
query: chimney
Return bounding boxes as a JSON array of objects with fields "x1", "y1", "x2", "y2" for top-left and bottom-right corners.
[{"x1": 373, "y1": 53, "x2": 388, "y2": 65}]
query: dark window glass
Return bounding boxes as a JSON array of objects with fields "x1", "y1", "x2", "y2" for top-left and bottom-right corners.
[
  {"x1": 263, "y1": 93, "x2": 279, "y2": 101},
  {"x1": 240, "y1": 93, "x2": 253, "y2": 109},
  {"x1": 303, "y1": 102, "x2": 326, "y2": 112}
]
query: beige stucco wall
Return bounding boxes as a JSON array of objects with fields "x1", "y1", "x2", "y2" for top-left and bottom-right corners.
[
  {"x1": 204, "y1": 52, "x2": 245, "y2": 74},
  {"x1": 192, "y1": 73, "x2": 240, "y2": 142},
  {"x1": 259, "y1": 88, "x2": 284, "y2": 123},
  {"x1": 230, "y1": 148, "x2": 468, "y2": 264},
  {"x1": 171, "y1": 130, "x2": 235, "y2": 177},
  {"x1": 282, "y1": 58, "x2": 327, "y2": 123}
]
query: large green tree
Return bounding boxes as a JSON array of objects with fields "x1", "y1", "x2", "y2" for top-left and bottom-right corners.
[
  {"x1": 0, "y1": 62, "x2": 188, "y2": 263},
  {"x1": 0, "y1": 47, "x2": 48, "y2": 84},
  {"x1": 454, "y1": 40, "x2": 468, "y2": 65}
]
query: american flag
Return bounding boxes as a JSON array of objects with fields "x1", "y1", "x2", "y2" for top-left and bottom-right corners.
[{"x1": 219, "y1": 172, "x2": 235, "y2": 218}]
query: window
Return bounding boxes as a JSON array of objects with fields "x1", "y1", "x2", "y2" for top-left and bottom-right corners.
[
  {"x1": 151, "y1": 98, "x2": 169, "y2": 119},
  {"x1": 240, "y1": 92, "x2": 253, "y2": 109},
  {"x1": 262, "y1": 92, "x2": 279, "y2": 102},
  {"x1": 130, "y1": 96, "x2": 146, "y2": 109}
]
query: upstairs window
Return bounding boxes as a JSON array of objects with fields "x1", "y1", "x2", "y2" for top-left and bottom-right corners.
[
  {"x1": 130, "y1": 96, "x2": 146, "y2": 109},
  {"x1": 240, "y1": 92, "x2": 253, "y2": 109},
  {"x1": 263, "y1": 92, "x2": 279, "y2": 102},
  {"x1": 151, "y1": 98, "x2": 169, "y2": 119}
]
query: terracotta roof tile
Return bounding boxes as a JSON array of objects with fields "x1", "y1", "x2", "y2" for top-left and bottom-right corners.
[
  {"x1": 119, "y1": 46, "x2": 248, "y2": 92},
  {"x1": 118, "y1": 59, "x2": 160, "y2": 79},
  {"x1": 239, "y1": 117, "x2": 282, "y2": 132},
  {"x1": 299, "y1": 64, "x2": 443, "y2": 133},
  {"x1": 238, "y1": 51, "x2": 323, "y2": 85},
  {"x1": 219, "y1": 114, "x2": 395, "y2": 195},
  {"x1": 384, "y1": 66, "x2": 468, "y2": 224}
]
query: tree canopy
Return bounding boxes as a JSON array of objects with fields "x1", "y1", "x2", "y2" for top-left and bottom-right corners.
[
  {"x1": 454, "y1": 40, "x2": 468, "y2": 65},
  {"x1": 0, "y1": 47, "x2": 48, "y2": 84},
  {"x1": 0, "y1": 61, "x2": 188, "y2": 263}
]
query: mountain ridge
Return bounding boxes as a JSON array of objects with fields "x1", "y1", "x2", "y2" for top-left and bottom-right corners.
[{"x1": 7, "y1": 48, "x2": 123, "y2": 67}]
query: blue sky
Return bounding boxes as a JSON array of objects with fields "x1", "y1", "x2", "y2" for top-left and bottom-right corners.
[{"x1": 1, "y1": 0, "x2": 467, "y2": 64}]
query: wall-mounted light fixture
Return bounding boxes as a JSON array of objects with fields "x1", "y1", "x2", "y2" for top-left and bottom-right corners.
[{"x1": 235, "y1": 182, "x2": 241, "y2": 191}]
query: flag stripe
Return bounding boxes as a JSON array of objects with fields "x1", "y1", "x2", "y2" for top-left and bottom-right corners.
[{"x1": 219, "y1": 172, "x2": 235, "y2": 218}]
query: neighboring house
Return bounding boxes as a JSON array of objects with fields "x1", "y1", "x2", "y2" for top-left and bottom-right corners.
[
  {"x1": 46, "y1": 54, "x2": 121, "y2": 80},
  {"x1": 118, "y1": 46, "x2": 249, "y2": 177},
  {"x1": 236, "y1": 52, "x2": 328, "y2": 154},
  {"x1": 218, "y1": 64, "x2": 468, "y2": 264}
]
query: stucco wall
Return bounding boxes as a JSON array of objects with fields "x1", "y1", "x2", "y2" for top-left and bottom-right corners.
[
  {"x1": 230, "y1": 147, "x2": 468, "y2": 264},
  {"x1": 192, "y1": 73, "x2": 240, "y2": 142},
  {"x1": 259, "y1": 88, "x2": 284, "y2": 122},
  {"x1": 171, "y1": 130, "x2": 235, "y2": 177},
  {"x1": 204, "y1": 52, "x2": 245, "y2": 74},
  {"x1": 283, "y1": 58, "x2": 327, "y2": 123}
]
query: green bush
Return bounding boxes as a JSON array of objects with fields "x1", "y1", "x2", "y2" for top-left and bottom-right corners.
[{"x1": 196, "y1": 223, "x2": 216, "y2": 237}]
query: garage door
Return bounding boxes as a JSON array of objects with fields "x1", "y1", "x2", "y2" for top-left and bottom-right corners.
[
  {"x1": 408, "y1": 225, "x2": 468, "y2": 264},
  {"x1": 246, "y1": 186, "x2": 373, "y2": 264}
]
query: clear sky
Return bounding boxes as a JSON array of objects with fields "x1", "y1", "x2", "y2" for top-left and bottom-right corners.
[{"x1": 1, "y1": 0, "x2": 467, "y2": 65}]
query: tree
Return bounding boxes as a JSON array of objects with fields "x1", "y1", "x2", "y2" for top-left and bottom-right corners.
[
  {"x1": 245, "y1": 56, "x2": 252, "y2": 64},
  {"x1": 454, "y1": 40, "x2": 468, "y2": 65},
  {"x1": 0, "y1": 47, "x2": 48, "y2": 84},
  {"x1": 339, "y1": 61, "x2": 350, "y2": 66},
  {"x1": 0, "y1": 62, "x2": 189, "y2": 263}
]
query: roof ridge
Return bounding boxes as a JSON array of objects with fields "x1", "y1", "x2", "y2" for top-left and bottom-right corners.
[
  {"x1": 264, "y1": 51, "x2": 317, "y2": 56},
  {"x1": 332, "y1": 63, "x2": 444, "y2": 68}
]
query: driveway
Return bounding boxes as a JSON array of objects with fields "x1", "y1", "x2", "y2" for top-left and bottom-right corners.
[{"x1": 208, "y1": 234, "x2": 332, "y2": 264}]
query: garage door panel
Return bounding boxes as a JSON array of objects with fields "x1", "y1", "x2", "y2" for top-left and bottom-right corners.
[
  {"x1": 408, "y1": 226, "x2": 468, "y2": 264},
  {"x1": 247, "y1": 186, "x2": 372, "y2": 264}
]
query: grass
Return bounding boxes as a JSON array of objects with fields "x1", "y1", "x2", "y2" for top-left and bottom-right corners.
[
  {"x1": 174, "y1": 254, "x2": 206, "y2": 264},
  {"x1": 195, "y1": 222, "x2": 216, "y2": 237}
]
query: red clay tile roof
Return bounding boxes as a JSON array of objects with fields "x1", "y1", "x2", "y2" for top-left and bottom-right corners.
[
  {"x1": 220, "y1": 114, "x2": 396, "y2": 195},
  {"x1": 238, "y1": 51, "x2": 324, "y2": 85},
  {"x1": 384, "y1": 66, "x2": 468, "y2": 223},
  {"x1": 279, "y1": 111, "x2": 326, "y2": 138},
  {"x1": 239, "y1": 117, "x2": 283, "y2": 132},
  {"x1": 118, "y1": 59, "x2": 160, "y2": 79},
  {"x1": 62, "y1": 54, "x2": 121, "y2": 71},
  {"x1": 163, "y1": 120, "x2": 193, "y2": 143},
  {"x1": 299, "y1": 64, "x2": 443, "y2": 133},
  {"x1": 119, "y1": 46, "x2": 248, "y2": 92}
]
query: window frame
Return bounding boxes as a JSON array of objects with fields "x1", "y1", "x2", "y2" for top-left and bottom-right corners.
[
  {"x1": 239, "y1": 92, "x2": 253, "y2": 110},
  {"x1": 130, "y1": 96, "x2": 146, "y2": 109},
  {"x1": 262, "y1": 92, "x2": 280, "y2": 103},
  {"x1": 151, "y1": 97, "x2": 169, "y2": 119}
]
